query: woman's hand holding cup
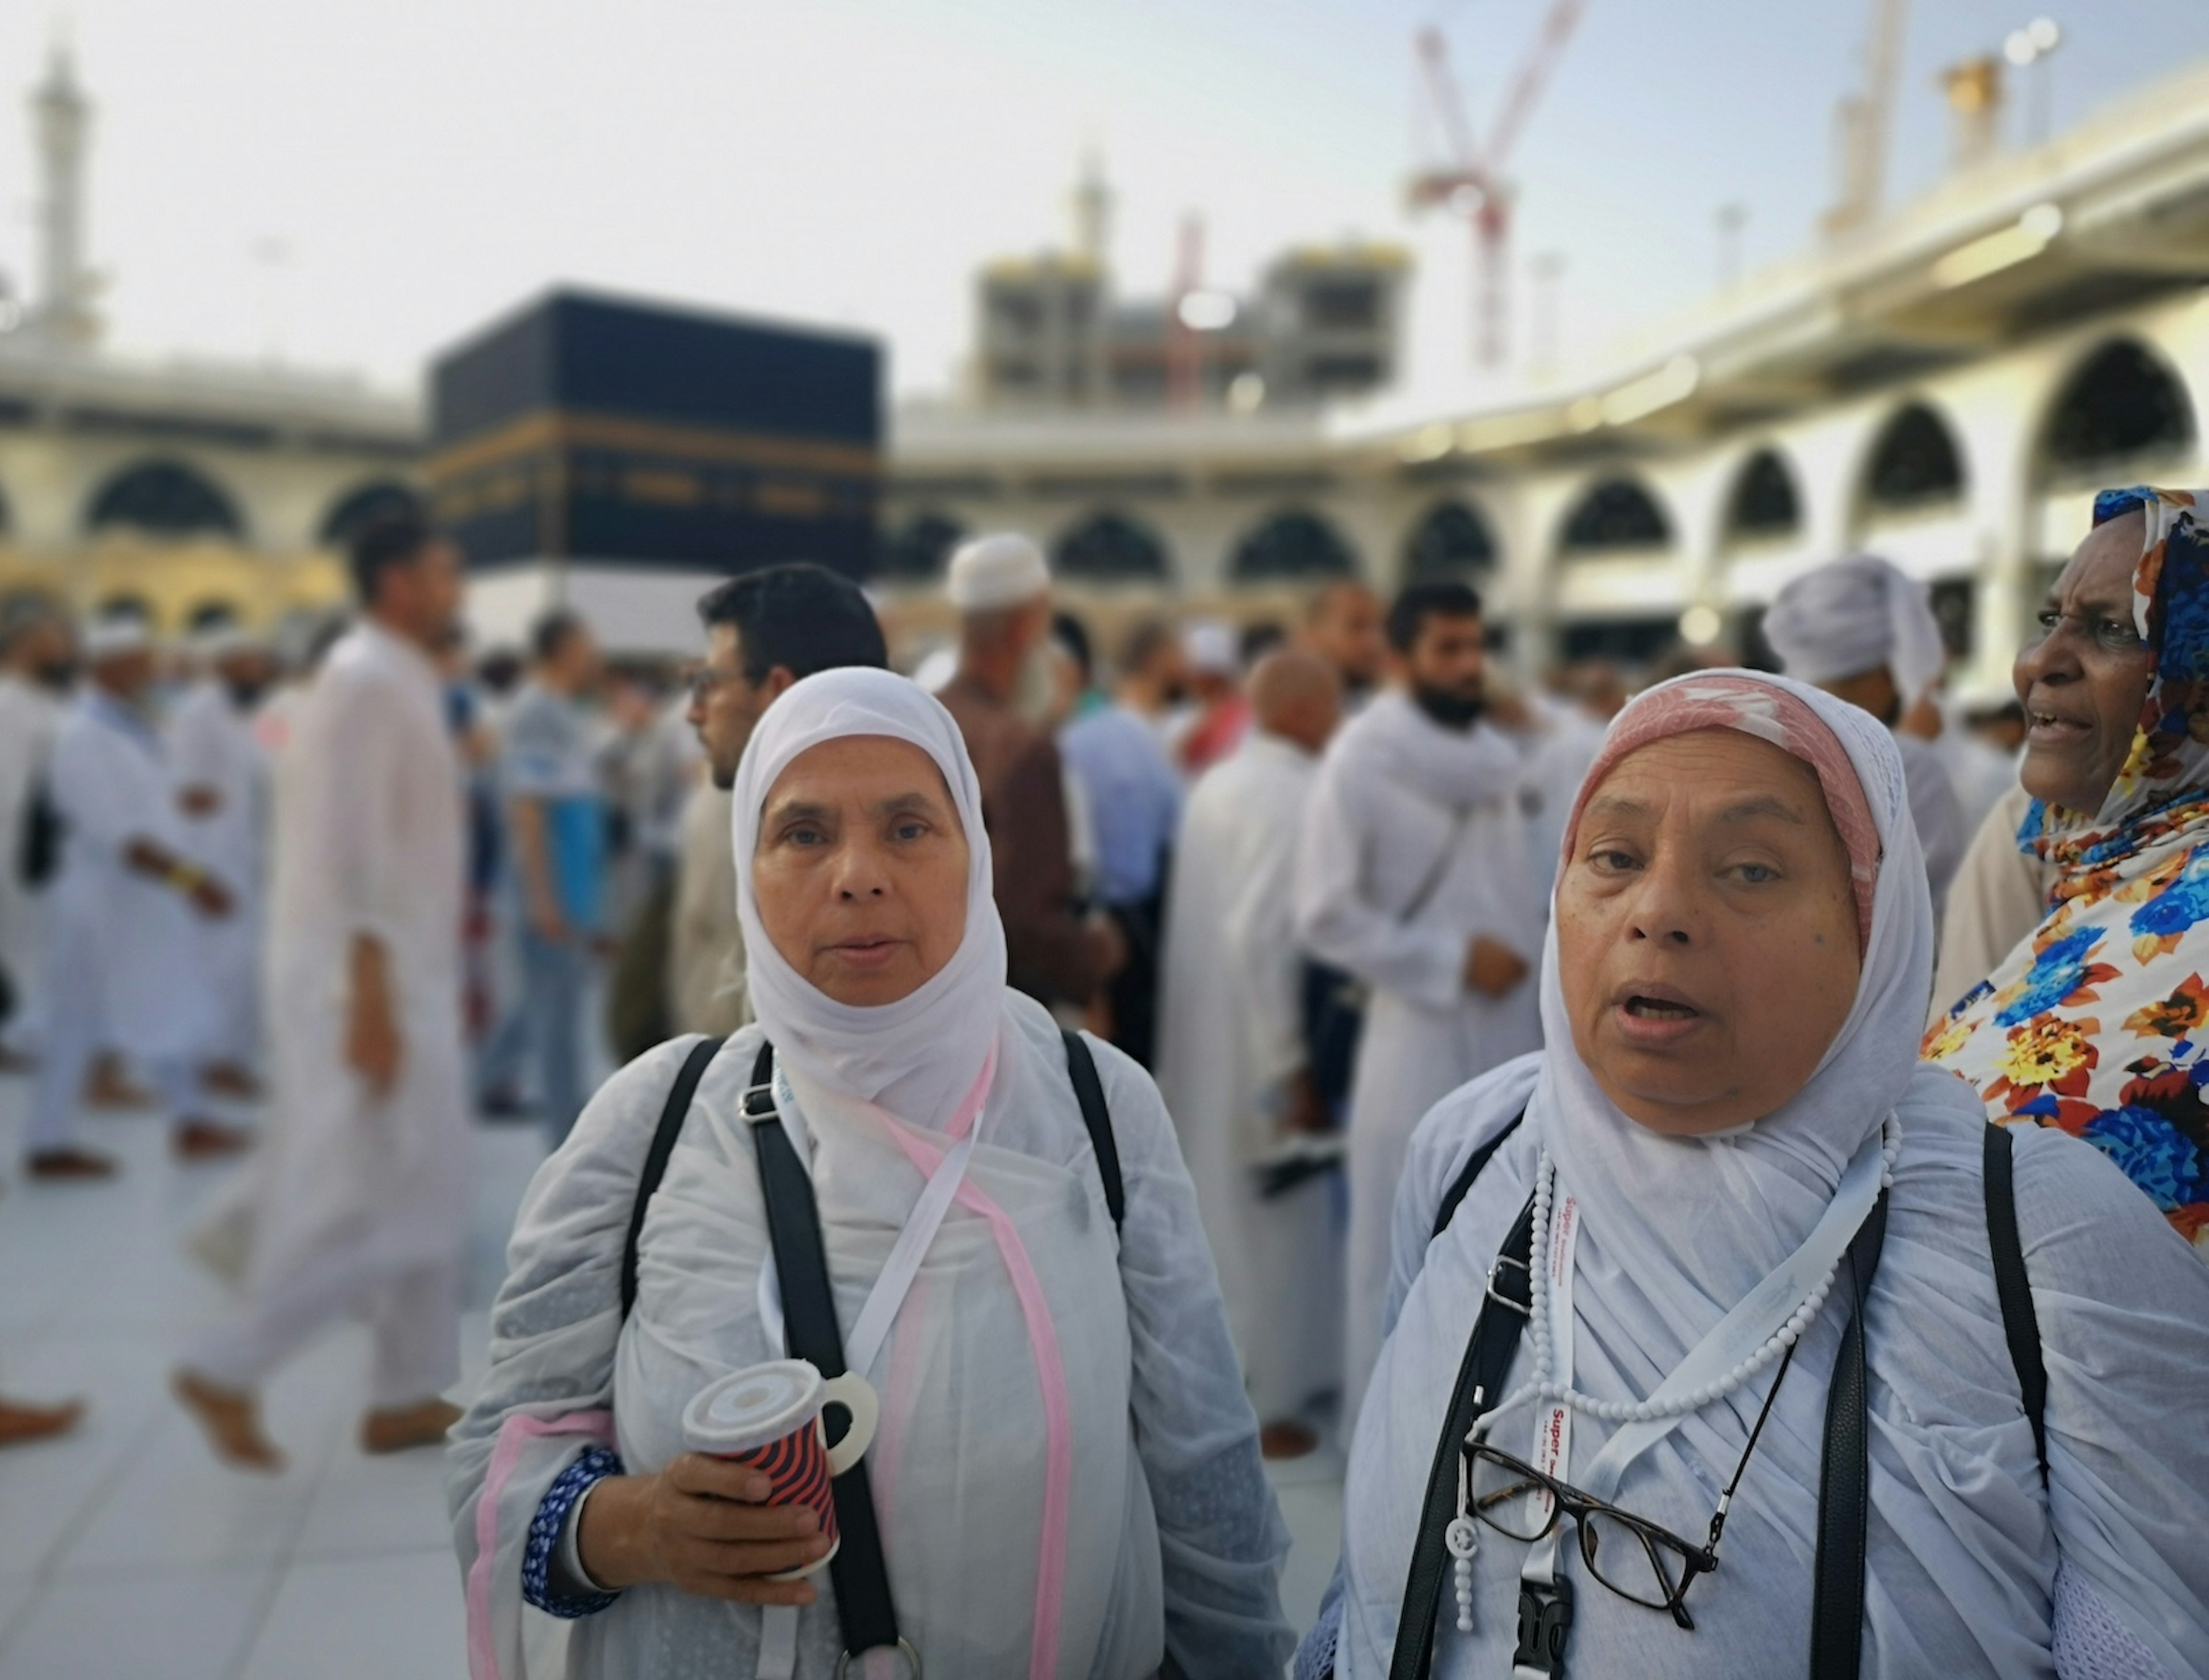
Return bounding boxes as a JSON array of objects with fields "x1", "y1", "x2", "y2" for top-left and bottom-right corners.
[{"x1": 574, "y1": 1457, "x2": 831, "y2": 1605}]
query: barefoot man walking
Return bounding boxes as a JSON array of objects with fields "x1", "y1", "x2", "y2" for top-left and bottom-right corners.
[{"x1": 175, "y1": 512, "x2": 472, "y2": 1469}]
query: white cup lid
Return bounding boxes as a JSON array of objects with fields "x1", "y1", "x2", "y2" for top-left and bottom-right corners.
[{"x1": 682, "y1": 1360, "x2": 824, "y2": 1455}]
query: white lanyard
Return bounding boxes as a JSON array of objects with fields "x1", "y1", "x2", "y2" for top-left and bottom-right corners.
[
  {"x1": 754, "y1": 1065, "x2": 977, "y2": 1680},
  {"x1": 1501, "y1": 1123, "x2": 1890, "y2": 1680}
]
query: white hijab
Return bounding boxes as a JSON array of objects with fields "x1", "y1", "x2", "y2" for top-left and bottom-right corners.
[
  {"x1": 1538, "y1": 670, "x2": 1927, "y2": 1329},
  {"x1": 731, "y1": 666, "x2": 1006, "y2": 1130},
  {"x1": 1339, "y1": 669, "x2": 2209, "y2": 1677}
]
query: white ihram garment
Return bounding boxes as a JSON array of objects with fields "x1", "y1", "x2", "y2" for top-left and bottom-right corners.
[
  {"x1": 0, "y1": 673, "x2": 60, "y2": 1048},
  {"x1": 449, "y1": 667, "x2": 1291, "y2": 1680},
  {"x1": 169, "y1": 678, "x2": 267, "y2": 1067},
  {"x1": 1156, "y1": 731, "x2": 1340, "y2": 1423},
  {"x1": 1324, "y1": 672, "x2": 2209, "y2": 1680},
  {"x1": 1294, "y1": 692, "x2": 1541, "y2": 1429},
  {"x1": 185, "y1": 622, "x2": 468, "y2": 1404},
  {"x1": 28, "y1": 692, "x2": 212, "y2": 1151}
]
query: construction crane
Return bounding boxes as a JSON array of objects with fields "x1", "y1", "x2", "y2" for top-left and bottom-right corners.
[
  {"x1": 1822, "y1": 0, "x2": 1910, "y2": 237},
  {"x1": 1406, "y1": 1, "x2": 1587, "y2": 370}
]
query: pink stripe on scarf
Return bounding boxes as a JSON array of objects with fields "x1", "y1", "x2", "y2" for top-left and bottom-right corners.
[
  {"x1": 870, "y1": 1043, "x2": 1072, "y2": 1680},
  {"x1": 466, "y1": 1409, "x2": 616, "y2": 1680}
]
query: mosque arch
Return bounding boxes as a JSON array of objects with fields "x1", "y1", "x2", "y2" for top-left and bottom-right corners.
[
  {"x1": 186, "y1": 599, "x2": 247, "y2": 633},
  {"x1": 1724, "y1": 448, "x2": 1802, "y2": 542},
  {"x1": 319, "y1": 480, "x2": 423, "y2": 550},
  {"x1": 1862, "y1": 402, "x2": 1965, "y2": 512},
  {"x1": 876, "y1": 511, "x2": 965, "y2": 583},
  {"x1": 1558, "y1": 476, "x2": 1672, "y2": 553},
  {"x1": 92, "y1": 591, "x2": 154, "y2": 625},
  {"x1": 86, "y1": 459, "x2": 244, "y2": 539},
  {"x1": 1053, "y1": 510, "x2": 1171, "y2": 584},
  {"x1": 2039, "y1": 338, "x2": 2195, "y2": 483},
  {"x1": 1229, "y1": 509, "x2": 1358, "y2": 584},
  {"x1": 1402, "y1": 499, "x2": 1499, "y2": 581}
]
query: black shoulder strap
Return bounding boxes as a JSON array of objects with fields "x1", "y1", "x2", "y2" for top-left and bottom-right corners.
[
  {"x1": 618, "y1": 1034, "x2": 726, "y2": 1319},
  {"x1": 1809, "y1": 1189, "x2": 1893, "y2": 1680},
  {"x1": 745, "y1": 1043, "x2": 903, "y2": 1660},
  {"x1": 1061, "y1": 1028, "x2": 1124, "y2": 1233},
  {"x1": 1982, "y1": 1123, "x2": 2050, "y2": 1483},
  {"x1": 1388, "y1": 1191, "x2": 1538, "y2": 1680},
  {"x1": 1431, "y1": 1111, "x2": 1526, "y2": 1242}
]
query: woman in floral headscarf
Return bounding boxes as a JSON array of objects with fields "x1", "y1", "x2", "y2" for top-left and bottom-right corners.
[{"x1": 1927, "y1": 487, "x2": 2209, "y2": 1252}]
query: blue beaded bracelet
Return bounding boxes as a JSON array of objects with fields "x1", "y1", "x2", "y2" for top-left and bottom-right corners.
[{"x1": 522, "y1": 1445, "x2": 624, "y2": 1618}]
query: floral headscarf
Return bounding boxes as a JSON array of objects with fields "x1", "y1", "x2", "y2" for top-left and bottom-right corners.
[{"x1": 1925, "y1": 487, "x2": 2209, "y2": 1249}]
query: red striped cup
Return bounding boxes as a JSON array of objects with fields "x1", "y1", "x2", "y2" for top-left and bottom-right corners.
[{"x1": 681, "y1": 1361, "x2": 878, "y2": 1579}]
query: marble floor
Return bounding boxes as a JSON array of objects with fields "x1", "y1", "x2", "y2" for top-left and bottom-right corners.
[{"x1": 0, "y1": 1076, "x2": 1343, "y2": 1678}]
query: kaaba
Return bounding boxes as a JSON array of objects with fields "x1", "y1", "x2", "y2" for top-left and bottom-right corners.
[{"x1": 427, "y1": 288, "x2": 882, "y2": 650}]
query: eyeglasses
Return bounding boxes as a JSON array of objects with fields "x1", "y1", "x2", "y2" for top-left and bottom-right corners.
[
  {"x1": 1461, "y1": 1338, "x2": 1797, "y2": 1632},
  {"x1": 2031, "y1": 607, "x2": 2147, "y2": 656},
  {"x1": 685, "y1": 663, "x2": 740, "y2": 704}
]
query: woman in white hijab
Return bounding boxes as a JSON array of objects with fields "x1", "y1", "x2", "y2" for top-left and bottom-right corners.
[
  {"x1": 1305, "y1": 671, "x2": 2209, "y2": 1678},
  {"x1": 450, "y1": 668, "x2": 1292, "y2": 1680}
]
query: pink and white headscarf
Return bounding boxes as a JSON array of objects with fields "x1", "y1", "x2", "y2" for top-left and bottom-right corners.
[{"x1": 1560, "y1": 671, "x2": 1883, "y2": 952}]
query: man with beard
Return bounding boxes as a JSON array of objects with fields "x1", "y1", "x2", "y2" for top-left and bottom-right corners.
[
  {"x1": 1300, "y1": 579, "x2": 1388, "y2": 713},
  {"x1": 170, "y1": 622, "x2": 277, "y2": 1098},
  {"x1": 1294, "y1": 580, "x2": 1540, "y2": 1428},
  {"x1": 936, "y1": 533, "x2": 1123, "y2": 1015},
  {"x1": 666, "y1": 562, "x2": 887, "y2": 1036}
]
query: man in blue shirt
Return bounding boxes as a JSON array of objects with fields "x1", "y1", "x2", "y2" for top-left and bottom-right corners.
[
  {"x1": 1057, "y1": 614, "x2": 1183, "y2": 1066},
  {"x1": 491, "y1": 609, "x2": 606, "y2": 1146}
]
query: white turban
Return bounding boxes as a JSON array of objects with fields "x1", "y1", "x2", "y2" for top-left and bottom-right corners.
[
  {"x1": 1183, "y1": 619, "x2": 1237, "y2": 676},
  {"x1": 945, "y1": 532, "x2": 1050, "y2": 613},
  {"x1": 82, "y1": 615, "x2": 151, "y2": 660},
  {"x1": 1763, "y1": 553, "x2": 1947, "y2": 709}
]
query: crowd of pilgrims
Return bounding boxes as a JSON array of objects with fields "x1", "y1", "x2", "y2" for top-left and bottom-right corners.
[{"x1": 0, "y1": 489, "x2": 2205, "y2": 1678}]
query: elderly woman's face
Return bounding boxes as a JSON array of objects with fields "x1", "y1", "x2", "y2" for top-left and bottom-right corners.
[
  {"x1": 1557, "y1": 730, "x2": 1862, "y2": 1135},
  {"x1": 752, "y1": 736, "x2": 970, "y2": 1007},
  {"x1": 2014, "y1": 511, "x2": 2154, "y2": 815}
]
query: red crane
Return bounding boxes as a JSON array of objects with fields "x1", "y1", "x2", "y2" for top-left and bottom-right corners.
[{"x1": 1407, "y1": 1, "x2": 1588, "y2": 369}]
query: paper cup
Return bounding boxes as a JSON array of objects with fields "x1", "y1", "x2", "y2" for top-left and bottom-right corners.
[{"x1": 682, "y1": 1360, "x2": 878, "y2": 1580}]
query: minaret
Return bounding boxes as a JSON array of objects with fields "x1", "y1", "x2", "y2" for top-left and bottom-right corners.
[
  {"x1": 1069, "y1": 150, "x2": 1111, "y2": 270},
  {"x1": 29, "y1": 45, "x2": 100, "y2": 347}
]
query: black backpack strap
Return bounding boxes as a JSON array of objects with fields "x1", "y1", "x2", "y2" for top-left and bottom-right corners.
[
  {"x1": 1982, "y1": 1123, "x2": 2050, "y2": 1484},
  {"x1": 744, "y1": 1042, "x2": 904, "y2": 1661},
  {"x1": 1430, "y1": 1111, "x2": 1526, "y2": 1242},
  {"x1": 1061, "y1": 1028, "x2": 1124, "y2": 1233},
  {"x1": 1387, "y1": 1191, "x2": 1538, "y2": 1680},
  {"x1": 1809, "y1": 1189, "x2": 1893, "y2": 1680},
  {"x1": 618, "y1": 1035, "x2": 726, "y2": 1319}
]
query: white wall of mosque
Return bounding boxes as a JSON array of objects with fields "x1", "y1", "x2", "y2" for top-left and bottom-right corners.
[{"x1": 881, "y1": 286, "x2": 2209, "y2": 687}]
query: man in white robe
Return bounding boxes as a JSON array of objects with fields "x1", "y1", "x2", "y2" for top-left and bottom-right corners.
[
  {"x1": 169, "y1": 626, "x2": 276, "y2": 1094},
  {"x1": 0, "y1": 602, "x2": 74, "y2": 1060},
  {"x1": 1156, "y1": 650, "x2": 1343, "y2": 1457},
  {"x1": 1763, "y1": 553, "x2": 1969, "y2": 913},
  {"x1": 175, "y1": 515, "x2": 471, "y2": 1468},
  {"x1": 24, "y1": 618, "x2": 242, "y2": 1180},
  {"x1": 1295, "y1": 582, "x2": 1542, "y2": 1427}
]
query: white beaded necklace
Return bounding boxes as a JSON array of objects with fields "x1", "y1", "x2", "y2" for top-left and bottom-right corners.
[
  {"x1": 1496, "y1": 1112, "x2": 1902, "y2": 1425},
  {"x1": 1446, "y1": 1113, "x2": 1904, "y2": 1633}
]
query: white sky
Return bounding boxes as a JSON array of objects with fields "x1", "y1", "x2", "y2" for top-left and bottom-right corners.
[{"x1": 1, "y1": 0, "x2": 2205, "y2": 401}]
